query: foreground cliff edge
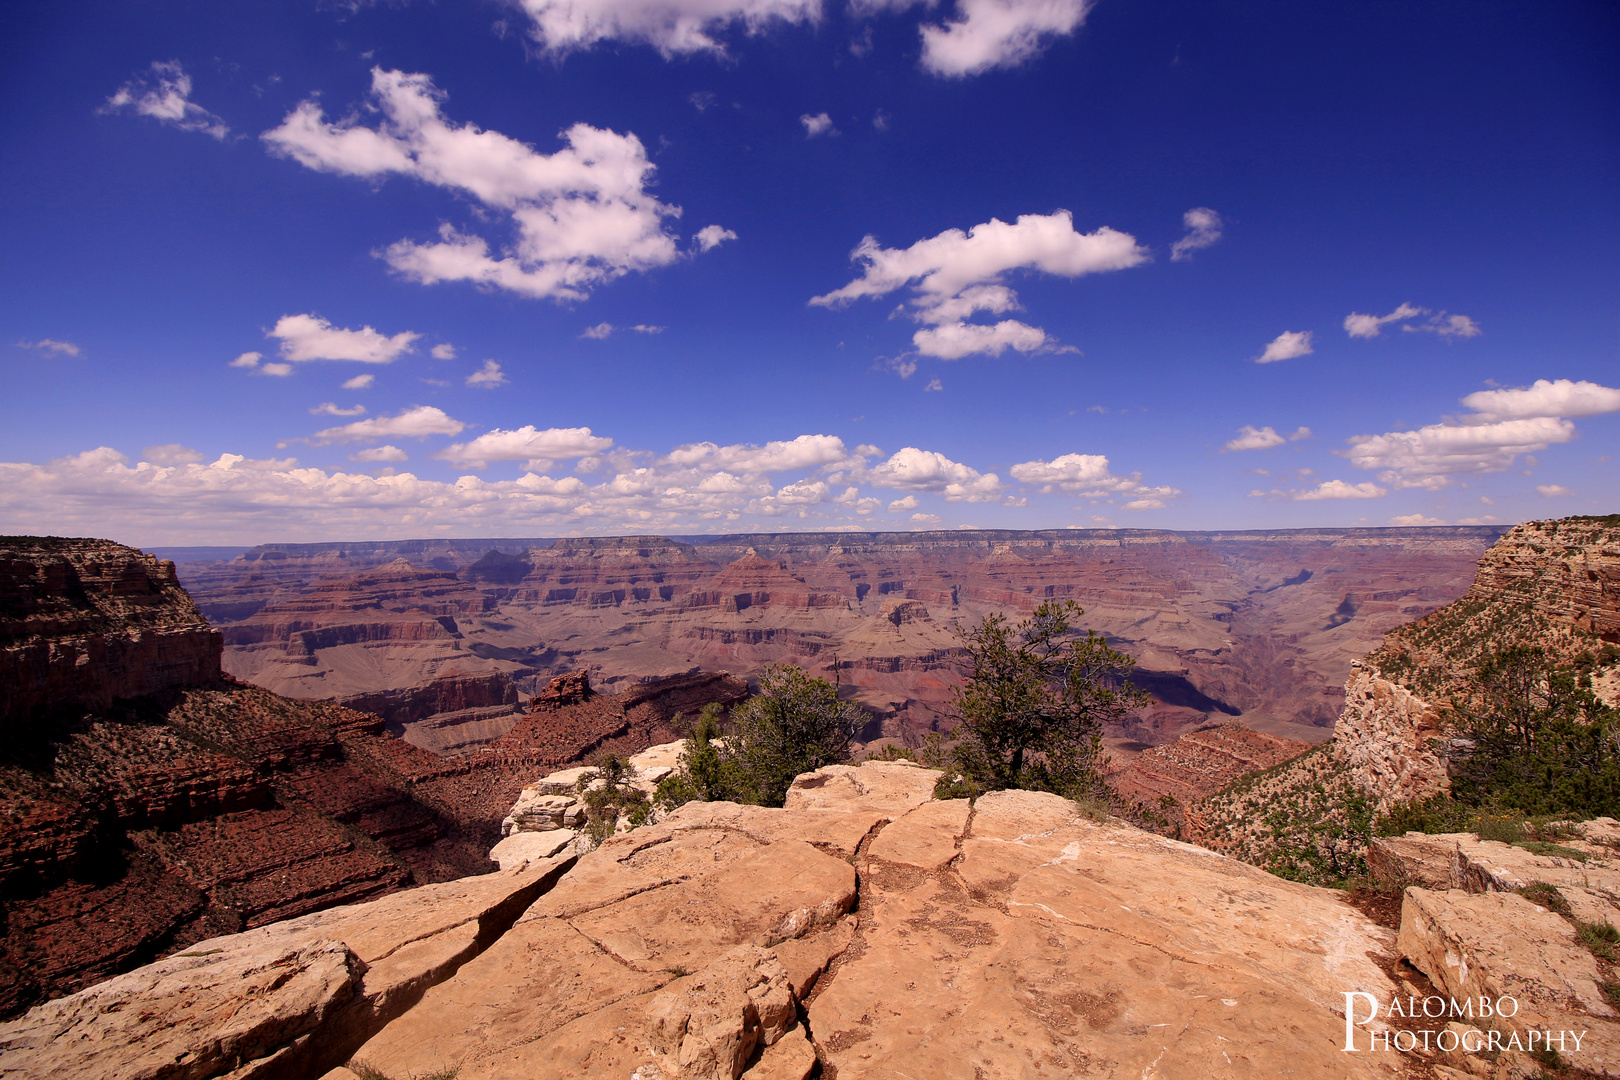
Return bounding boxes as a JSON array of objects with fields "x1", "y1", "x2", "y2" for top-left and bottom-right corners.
[{"x1": 1, "y1": 760, "x2": 1417, "y2": 1080}]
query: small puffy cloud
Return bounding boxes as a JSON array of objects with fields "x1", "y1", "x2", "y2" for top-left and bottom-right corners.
[
  {"x1": 308, "y1": 405, "x2": 466, "y2": 445},
  {"x1": 431, "y1": 343, "x2": 457, "y2": 360},
  {"x1": 866, "y1": 447, "x2": 1002, "y2": 502},
  {"x1": 911, "y1": 512, "x2": 943, "y2": 524},
  {"x1": 580, "y1": 323, "x2": 665, "y2": 339},
  {"x1": 888, "y1": 495, "x2": 919, "y2": 512},
  {"x1": 913, "y1": 319, "x2": 1047, "y2": 359},
  {"x1": 812, "y1": 210, "x2": 1146, "y2": 360},
  {"x1": 1536, "y1": 484, "x2": 1574, "y2": 497},
  {"x1": 1461, "y1": 379, "x2": 1620, "y2": 420},
  {"x1": 695, "y1": 224, "x2": 737, "y2": 251},
  {"x1": 466, "y1": 360, "x2": 508, "y2": 388},
  {"x1": 1414, "y1": 313, "x2": 1481, "y2": 338},
  {"x1": 142, "y1": 444, "x2": 204, "y2": 465},
  {"x1": 920, "y1": 0, "x2": 1093, "y2": 77},
  {"x1": 514, "y1": 0, "x2": 819, "y2": 56},
  {"x1": 667, "y1": 434, "x2": 852, "y2": 473},
  {"x1": 1254, "y1": 331, "x2": 1313, "y2": 364},
  {"x1": 342, "y1": 373, "x2": 375, "y2": 390},
  {"x1": 261, "y1": 362, "x2": 294, "y2": 377},
  {"x1": 352, "y1": 445, "x2": 409, "y2": 463},
  {"x1": 1345, "y1": 304, "x2": 1481, "y2": 340},
  {"x1": 1170, "y1": 207, "x2": 1222, "y2": 261},
  {"x1": 1390, "y1": 513, "x2": 1444, "y2": 525},
  {"x1": 924, "y1": 377, "x2": 943, "y2": 392},
  {"x1": 801, "y1": 112, "x2": 837, "y2": 137},
  {"x1": 1343, "y1": 302, "x2": 1424, "y2": 339},
  {"x1": 1224, "y1": 425, "x2": 1285, "y2": 452},
  {"x1": 230, "y1": 351, "x2": 263, "y2": 369},
  {"x1": 104, "y1": 61, "x2": 228, "y2": 139},
  {"x1": 1009, "y1": 452, "x2": 1182, "y2": 506},
  {"x1": 310, "y1": 402, "x2": 367, "y2": 416},
  {"x1": 1294, "y1": 480, "x2": 1386, "y2": 500},
  {"x1": 435, "y1": 425, "x2": 613, "y2": 470},
  {"x1": 1222, "y1": 424, "x2": 1312, "y2": 452},
  {"x1": 17, "y1": 338, "x2": 82, "y2": 357},
  {"x1": 270, "y1": 314, "x2": 420, "y2": 364},
  {"x1": 264, "y1": 69, "x2": 711, "y2": 302}
]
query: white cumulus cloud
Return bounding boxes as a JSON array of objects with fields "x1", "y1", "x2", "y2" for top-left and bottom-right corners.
[
  {"x1": 1170, "y1": 207, "x2": 1222, "y2": 261},
  {"x1": 466, "y1": 360, "x2": 508, "y2": 388},
  {"x1": 431, "y1": 343, "x2": 458, "y2": 360},
  {"x1": 1224, "y1": 425, "x2": 1285, "y2": 452},
  {"x1": 865, "y1": 447, "x2": 1002, "y2": 502},
  {"x1": 342, "y1": 373, "x2": 376, "y2": 390},
  {"x1": 104, "y1": 61, "x2": 228, "y2": 139},
  {"x1": 694, "y1": 225, "x2": 738, "y2": 252},
  {"x1": 1008, "y1": 452, "x2": 1182, "y2": 507},
  {"x1": 1536, "y1": 484, "x2": 1574, "y2": 497},
  {"x1": 812, "y1": 210, "x2": 1147, "y2": 361},
  {"x1": 435, "y1": 426, "x2": 613, "y2": 470},
  {"x1": 919, "y1": 0, "x2": 1093, "y2": 77},
  {"x1": 1254, "y1": 330, "x2": 1313, "y2": 364},
  {"x1": 306, "y1": 405, "x2": 467, "y2": 445},
  {"x1": 667, "y1": 434, "x2": 854, "y2": 473},
  {"x1": 1345, "y1": 303, "x2": 1480, "y2": 339},
  {"x1": 1343, "y1": 303, "x2": 1425, "y2": 339},
  {"x1": 352, "y1": 445, "x2": 409, "y2": 463},
  {"x1": 269, "y1": 314, "x2": 420, "y2": 365},
  {"x1": 514, "y1": 0, "x2": 819, "y2": 56},
  {"x1": 801, "y1": 112, "x2": 837, "y2": 137},
  {"x1": 263, "y1": 69, "x2": 711, "y2": 302},
  {"x1": 1344, "y1": 417, "x2": 1575, "y2": 490},
  {"x1": 310, "y1": 402, "x2": 367, "y2": 416},
  {"x1": 1461, "y1": 379, "x2": 1620, "y2": 420}
]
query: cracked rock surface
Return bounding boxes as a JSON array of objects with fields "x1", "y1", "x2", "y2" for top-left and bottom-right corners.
[{"x1": 1, "y1": 759, "x2": 1413, "y2": 1080}]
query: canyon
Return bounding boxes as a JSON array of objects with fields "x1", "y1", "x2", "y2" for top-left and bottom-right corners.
[
  {"x1": 171, "y1": 526, "x2": 1507, "y2": 759},
  {"x1": 3, "y1": 520, "x2": 1619, "y2": 1078},
  {"x1": 0, "y1": 538, "x2": 744, "y2": 1020}
]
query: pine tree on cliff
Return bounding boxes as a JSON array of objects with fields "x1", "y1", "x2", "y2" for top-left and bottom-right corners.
[{"x1": 937, "y1": 599, "x2": 1150, "y2": 802}]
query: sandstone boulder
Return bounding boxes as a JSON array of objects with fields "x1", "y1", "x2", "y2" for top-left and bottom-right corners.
[
  {"x1": 1399, "y1": 887, "x2": 1620, "y2": 1076},
  {"x1": 0, "y1": 855, "x2": 572, "y2": 1080}
]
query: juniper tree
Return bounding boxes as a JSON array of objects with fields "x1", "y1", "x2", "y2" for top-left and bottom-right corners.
[{"x1": 938, "y1": 599, "x2": 1149, "y2": 802}]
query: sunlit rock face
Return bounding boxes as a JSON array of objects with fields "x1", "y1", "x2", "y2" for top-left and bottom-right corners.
[
  {"x1": 0, "y1": 760, "x2": 1412, "y2": 1080},
  {"x1": 181, "y1": 525, "x2": 1506, "y2": 755}
]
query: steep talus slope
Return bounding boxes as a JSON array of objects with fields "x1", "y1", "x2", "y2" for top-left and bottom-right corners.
[
  {"x1": 181, "y1": 525, "x2": 1505, "y2": 754},
  {"x1": 1189, "y1": 516, "x2": 1620, "y2": 875},
  {"x1": 0, "y1": 762, "x2": 1415, "y2": 1080}
]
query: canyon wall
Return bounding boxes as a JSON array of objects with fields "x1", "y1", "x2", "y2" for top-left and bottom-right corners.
[
  {"x1": 178, "y1": 525, "x2": 1507, "y2": 756},
  {"x1": 1, "y1": 537, "x2": 222, "y2": 724},
  {"x1": 0, "y1": 537, "x2": 746, "y2": 1020},
  {"x1": 1188, "y1": 516, "x2": 1620, "y2": 868}
]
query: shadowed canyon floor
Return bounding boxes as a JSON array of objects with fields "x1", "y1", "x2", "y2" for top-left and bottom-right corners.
[{"x1": 174, "y1": 527, "x2": 1506, "y2": 756}]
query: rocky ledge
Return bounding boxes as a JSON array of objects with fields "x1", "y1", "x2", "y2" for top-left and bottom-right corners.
[
  {"x1": 1, "y1": 537, "x2": 223, "y2": 724},
  {"x1": 1, "y1": 759, "x2": 1426, "y2": 1080}
]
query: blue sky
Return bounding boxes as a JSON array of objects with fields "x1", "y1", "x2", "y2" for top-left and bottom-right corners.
[{"x1": 1, "y1": 0, "x2": 1615, "y2": 544}]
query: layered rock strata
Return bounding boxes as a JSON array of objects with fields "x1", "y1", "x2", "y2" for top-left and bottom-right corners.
[
  {"x1": 1, "y1": 537, "x2": 222, "y2": 724},
  {"x1": 180, "y1": 526, "x2": 1507, "y2": 753}
]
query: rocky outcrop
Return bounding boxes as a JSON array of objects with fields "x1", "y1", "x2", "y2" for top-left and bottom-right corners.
[
  {"x1": 181, "y1": 526, "x2": 1506, "y2": 754},
  {"x1": 0, "y1": 537, "x2": 222, "y2": 725},
  {"x1": 2, "y1": 759, "x2": 1416, "y2": 1080},
  {"x1": 1189, "y1": 518, "x2": 1620, "y2": 874},
  {"x1": 1107, "y1": 720, "x2": 1308, "y2": 822},
  {"x1": 338, "y1": 671, "x2": 523, "y2": 755}
]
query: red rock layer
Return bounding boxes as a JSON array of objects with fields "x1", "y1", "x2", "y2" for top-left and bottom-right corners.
[
  {"x1": 1107, "y1": 721, "x2": 1309, "y2": 825},
  {"x1": 1, "y1": 538, "x2": 222, "y2": 724}
]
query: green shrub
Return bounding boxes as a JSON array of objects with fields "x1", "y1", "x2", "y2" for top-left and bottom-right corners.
[
  {"x1": 656, "y1": 665, "x2": 864, "y2": 809},
  {"x1": 1577, "y1": 920, "x2": 1619, "y2": 961}
]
